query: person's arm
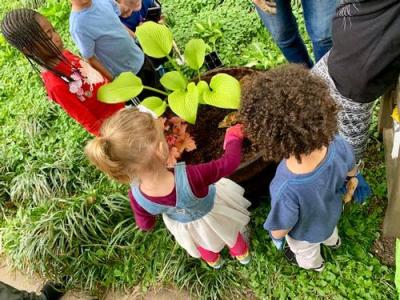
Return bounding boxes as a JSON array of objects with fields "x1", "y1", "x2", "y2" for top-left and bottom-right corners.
[
  {"x1": 124, "y1": 26, "x2": 136, "y2": 38},
  {"x1": 48, "y1": 83, "x2": 102, "y2": 135},
  {"x1": 264, "y1": 187, "x2": 299, "y2": 237},
  {"x1": 187, "y1": 125, "x2": 243, "y2": 188},
  {"x1": 69, "y1": 27, "x2": 114, "y2": 80},
  {"x1": 128, "y1": 190, "x2": 157, "y2": 231},
  {"x1": 86, "y1": 56, "x2": 113, "y2": 81}
]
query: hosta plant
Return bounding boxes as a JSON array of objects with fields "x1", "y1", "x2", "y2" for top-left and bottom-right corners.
[{"x1": 97, "y1": 22, "x2": 241, "y2": 124}]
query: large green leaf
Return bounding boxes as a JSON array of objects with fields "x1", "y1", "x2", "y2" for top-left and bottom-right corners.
[
  {"x1": 97, "y1": 72, "x2": 143, "y2": 103},
  {"x1": 168, "y1": 82, "x2": 199, "y2": 124},
  {"x1": 184, "y1": 39, "x2": 206, "y2": 70},
  {"x1": 136, "y1": 22, "x2": 173, "y2": 58},
  {"x1": 160, "y1": 71, "x2": 187, "y2": 91},
  {"x1": 140, "y1": 97, "x2": 167, "y2": 117},
  {"x1": 203, "y1": 73, "x2": 240, "y2": 109},
  {"x1": 197, "y1": 80, "x2": 210, "y2": 104}
]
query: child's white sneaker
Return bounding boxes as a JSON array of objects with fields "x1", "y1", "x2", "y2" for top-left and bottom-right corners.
[
  {"x1": 236, "y1": 251, "x2": 251, "y2": 265},
  {"x1": 208, "y1": 257, "x2": 224, "y2": 269}
]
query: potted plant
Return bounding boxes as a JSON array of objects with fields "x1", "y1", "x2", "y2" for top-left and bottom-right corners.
[
  {"x1": 97, "y1": 22, "x2": 275, "y2": 199},
  {"x1": 194, "y1": 18, "x2": 224, "y2": 70}
]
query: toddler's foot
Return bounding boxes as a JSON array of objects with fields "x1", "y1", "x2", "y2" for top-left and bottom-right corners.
[
  {"x1": 283, "y1": 246, "x2": 296, "y2": 264},
  {"x1": 236, "y1": 250, "x2": 251, "y2": 265},
  {"x1": 207, "y1": 256, "x2": 224, "y2": 269}
]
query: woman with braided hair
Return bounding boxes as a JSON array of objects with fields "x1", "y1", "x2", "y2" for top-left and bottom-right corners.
[{"x1": 1, "y1": 8, "x2": 124, "y2": 136}]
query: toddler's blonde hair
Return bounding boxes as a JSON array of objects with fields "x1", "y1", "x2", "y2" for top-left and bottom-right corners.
[{"x1": 85, "y1": 108, "x2": 167, "y2": 184}]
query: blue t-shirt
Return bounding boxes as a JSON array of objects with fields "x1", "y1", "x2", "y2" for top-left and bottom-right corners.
[
  {"x1": 119, "y1": 0, "x2": 154, "y2": 31},
  {"x1": 264, "y1": 135, "x2": 355, "y2": 243},
  {"x1": 69, "y1": 0, "x2": 145, "y2": 77}
]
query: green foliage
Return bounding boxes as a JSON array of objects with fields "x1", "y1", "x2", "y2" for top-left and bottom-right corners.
[
  {"x1": 97, "y1": 72, "x2": 143, "y2": 103},
  {"x1": 168, "y1": 82, "x2": 199, "y2": 124},
  {"x1": 136, "y1": 21, "x2": 173, "y2": 58},
  {"x1": 140, "y1": 97, "x2": 167, "y2": 117},
  {"x1": 104, "y1": 22, "x2": 241, "y2": 123},
  {"x1": 203, "y1": 73, "x2": 241, "y2": 109},
  {"x1": 396, "y1": 239, "x2": 400, "y2": 294},
  {"x1": 0, "y1": 0, "x2": 396, "y2": 299},
  {"x1": 193, "y1": 18, "x2": 223, "y2": 51},
  {"x1": 184, "y1": 39, "x2": 206, "y2": 71},
  {"x1": 160, "y1": 71, "x2": 187, "y2": 91}
]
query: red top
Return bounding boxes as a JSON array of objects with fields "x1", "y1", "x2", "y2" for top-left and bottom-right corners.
[
  {"x1": 129, "y1": 137, "x2": 243, "y2": 230},
  {"x1": 41, "y1": 50, "x2": 124, "y2": 135}
]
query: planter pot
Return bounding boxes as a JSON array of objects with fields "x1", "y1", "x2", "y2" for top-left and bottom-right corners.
[
  {"x1": 204, "y1": 51, "x2": 224, "y2": 71},
  {"x1": 185, "y1": 67, "x2": 276, "y2": 203}
]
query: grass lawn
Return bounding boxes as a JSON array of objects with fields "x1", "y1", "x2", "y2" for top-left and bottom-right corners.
[{"x1": 0, "y1": 0, "x2": 396, "y2": 299}]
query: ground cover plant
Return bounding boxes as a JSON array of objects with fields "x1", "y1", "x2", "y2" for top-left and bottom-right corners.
[{"x1": 0, "y1": 0, "x2": 397, "y2": 299}]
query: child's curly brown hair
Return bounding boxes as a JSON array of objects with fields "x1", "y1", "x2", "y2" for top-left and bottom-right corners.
[{"x1": 240, "y1": 64, "x2": 339, "y2": 162}]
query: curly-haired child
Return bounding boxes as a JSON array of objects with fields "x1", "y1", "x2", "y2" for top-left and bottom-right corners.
[
  {"x1": 240, "y1": 65, "x2": 370, "y2": 271},
  {"x1": 85, "y1": 108, "x2": 251, "y2": 269}
]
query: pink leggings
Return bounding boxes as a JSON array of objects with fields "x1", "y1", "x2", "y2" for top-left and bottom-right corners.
[{"x1": 197, "y1": 233, "x2": 248, "y2": 263}]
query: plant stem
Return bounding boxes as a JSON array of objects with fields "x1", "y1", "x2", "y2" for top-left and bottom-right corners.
[
  {"x1": 167, "y1": 54, "x2": 181, "y2": 72},
  {"x1": 143, "y1": 86, "x2": 169, "y2": 96},
  {"x1": 197, "y1": 69, "x2": 201, "y2": 82}
]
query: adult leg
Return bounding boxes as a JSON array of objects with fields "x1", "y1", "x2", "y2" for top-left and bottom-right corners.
[
  {"x1": 255, "y1": 0, "x2": 313, "y2": 67},
  {"x1": 302, "y1": 0, "x2": 337, "y2": 62},
  {"x1": 286, "y1": 236, "x2": 325, "y2": 271},
  {"x1": 312, "y1": 53, "x2": 375, "y2": 160}
]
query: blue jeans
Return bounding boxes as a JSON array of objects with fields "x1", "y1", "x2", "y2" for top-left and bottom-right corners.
[{"x1": 255, "y1": 0, "x2": 337, "y2": 68}]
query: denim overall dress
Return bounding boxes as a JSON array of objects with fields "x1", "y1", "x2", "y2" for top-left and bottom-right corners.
[{"x1": 131, "y1": 162, "x2": 216, "y2": 223}]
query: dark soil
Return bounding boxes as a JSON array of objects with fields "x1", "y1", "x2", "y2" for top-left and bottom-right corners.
[
  {"x1": 182, "y1": 106, "x2": 256, "y2": 164},
  {"x1": 372, "y1": 236, "x2": 396, "y2": 266}
]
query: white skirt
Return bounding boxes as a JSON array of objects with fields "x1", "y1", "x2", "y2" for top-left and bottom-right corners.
[{"x1": 162, "y1": 178, "x2": 251, "y2": 258}]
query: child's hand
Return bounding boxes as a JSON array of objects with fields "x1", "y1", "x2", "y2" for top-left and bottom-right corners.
[
  {"x1": 223, "y1": 124, "x2": 244, "y2": 149},
  {"x1": 341, "y1": 172, "x2": 372, "y2": 204},
  {"x1": 352, "y1": 173, "x2": 372, "y2": 203}
]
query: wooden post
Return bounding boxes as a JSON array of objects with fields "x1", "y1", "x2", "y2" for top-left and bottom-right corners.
[{"x1": 382, "y1": 77, "x2": 400, "y2": 237}]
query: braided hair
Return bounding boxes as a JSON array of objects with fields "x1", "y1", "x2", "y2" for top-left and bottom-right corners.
[{"x1": 1, "y1": 8, "x2": 72, "y2": 82}]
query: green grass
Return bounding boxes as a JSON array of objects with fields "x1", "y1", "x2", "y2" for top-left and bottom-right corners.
[{"x1": 0, "y1": 0, "x2": 397, "y2": 299}]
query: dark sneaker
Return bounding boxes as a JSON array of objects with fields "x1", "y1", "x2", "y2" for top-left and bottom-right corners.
[
  {"x1": 283, "y1": 246, "x2": 297, "y2": 264},
  {"x1": 41, "y1": 281, "x2": 65, "y2": 300}
]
